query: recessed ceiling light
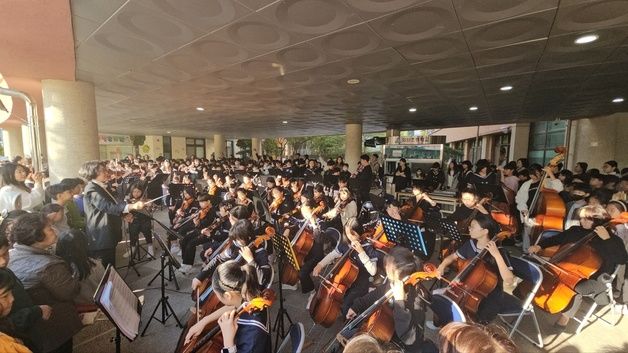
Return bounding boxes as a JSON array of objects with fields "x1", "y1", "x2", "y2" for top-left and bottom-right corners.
[
  {"x1": 574, "y1": 34, "x2": 598, "y2": 45},
  {"x1": 282, "y1": 120, "x2": 288, "y2": 124},
  {"x1": 196, "y1": 107, "x2": 205, "y2": 111},
  {"x1": 347, "y1": 79, "x2": 360, "y2": 85},
  {"x1": 500, "y1": 85, "x2": 513, "y2": 91},
  {"x1": 166, "y1": 131, "x2": 171, "y2": 134},
  {"x1": 612, "y1": 97, "x2": 624, "y2": 103},
  {"x1": 469, "y1": 106, "x2": 478, "y2": 111},
  {"x1": 409, "y1": 107, "x2": 417, "y2": 112}
]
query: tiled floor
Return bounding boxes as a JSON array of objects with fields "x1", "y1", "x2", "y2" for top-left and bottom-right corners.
[{"x1": 74, "y1": 211, "x2": 628, "y2": 353}]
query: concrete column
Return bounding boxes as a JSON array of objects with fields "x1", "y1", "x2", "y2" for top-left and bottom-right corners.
[
  {"x1": 508, "y1": 123, "x2": 530, "y2": 162},
  {"x1": 214, "y1": 134, "x2": 225, "y2": 159},
  {"x1": 42, "y1": 80, "x2": 99, "y2": 182},
  {"x1": 463, "y1": 140, "x2": 470, "y2": 161},
  {"x1": 251, "y1": 138, "x2": 262, "y2": 158},
  {"x1": 2, "y1": 124, "x2": 24, "y2": 159},
  {"x1": 345, "y1": 123, "x2": 363, "y2": 172}
]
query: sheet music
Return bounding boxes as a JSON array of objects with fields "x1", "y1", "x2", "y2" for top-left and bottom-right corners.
[{"x1": 98, "y1": 268, "x2": 141, "y2": 340}]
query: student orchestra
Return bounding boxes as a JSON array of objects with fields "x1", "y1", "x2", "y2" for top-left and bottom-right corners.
[{"x1": 0, "y1": 151, "x2": 626, "y2": 353}]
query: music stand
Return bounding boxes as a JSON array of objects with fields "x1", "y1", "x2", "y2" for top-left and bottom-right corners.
[
  {"x1": 380, "y1": 215, "x2": 428, "y2": 258},
  {"x1": 147, "y1": 216, "x2": 181, "y2": 289},
  {"x1": 271, "y1": 226, "x2": 300, "y2": 352},
  {"x1": 94, "y1": 265, "x2": 142, "y2": 353},
  {"x1": 475, "y1": 183, "x2": 508, "y2": 204},
  {"x1": 141, "y1": 231, "x2": 182, "y2": 336},
  {"x1": 118, "y1": 211, "x2": 156, "y2": 279}
]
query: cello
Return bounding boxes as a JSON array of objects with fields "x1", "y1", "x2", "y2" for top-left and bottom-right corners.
[
  {"x1": 176, "y1": 231, "x2": 274, "y2": 353},
  {"x1": 518, "y1": 217, "x2": 628, "y2": 314},
  {"x1": 188, "y1": 291, "x2": 275, "y2": 353},
  {"x1": 443, "y1": 231, "x2": 510, "y2": 318},
  {"x1": 281, "y1": 221, "x2": 315, "y2": 286},
  {"x1": 323, "y1": 266, "x2": 439, "y2": 351},
  {"x1": 527, "y1": 147, "x2": 567, "y2": 244}
]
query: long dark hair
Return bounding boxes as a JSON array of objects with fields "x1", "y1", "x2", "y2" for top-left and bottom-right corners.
[
  {"x1": 0, "y1": 163, "x2": 30, "y2": 192},
  {"x1": 384, "y1": 246, "x2": 422, "y2": 279},
  {"x1": 56, "y1": 229, "x2": 96, "y2": 280},
  {"x1": 0, "y1": 268, "x2": 17, "y2": 335}
]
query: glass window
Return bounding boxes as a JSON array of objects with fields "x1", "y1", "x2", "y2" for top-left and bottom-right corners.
[
  {"x1": 186, "y1": 137, "x2": 205, "y2": 158},
  {"x1": 528, "y1": 121, "x2": 567, "y2": 165},
  {"x1": 163, "y1": 136, "x2": 172, "y2": 160},
  {"x1": 186, "y1": 138, "x2": 195, "y2": 144}
]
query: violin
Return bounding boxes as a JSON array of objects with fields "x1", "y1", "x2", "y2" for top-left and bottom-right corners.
[
  {"x1": 187, "y1": 290, "x2": 275, "y2": 353},
  {"x1": 173, "y1": 197, "x2": 196, "y2": 226},
  {"x1": 201, "y1": 215, "x2": 228, "y2": 238},
  {"x1": 323, "y1": 266, "x2": 439, "y2": 351},
  {"x1": 443, "y1": 231, "x2": 510, "y2": 318},
  {"x1": 269, "y1": 195, "x2": 284, "y2": 213}
]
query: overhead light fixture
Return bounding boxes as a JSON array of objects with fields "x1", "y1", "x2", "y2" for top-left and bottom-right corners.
[
  {"x1": 469, "y1": 106, "x2": 478, "y2": 111},
  {"x1": 196, "y1": 107, "x2": 205, "y2": 111},
  {"x1": 282, "y1": 120, "x2": 288, "y2": 124},
  {"x1": 612, "y1": 97, "x2": 624, "y2": 103},
  {"x1": 166, "y1": 131, "x2": 171, "y2": 134},
  {"x1": 409, "y1": 107, "x2": 417, "y2": 112},
  {"x1": 500, "y1": 85, "x2": 513, "y2": 91},
  {"x1": 347, "y1": 79, "x2": 360, "y2": 85},
  {"x1": 574, "y1": 34, "x2": 598, "y2": 45}
]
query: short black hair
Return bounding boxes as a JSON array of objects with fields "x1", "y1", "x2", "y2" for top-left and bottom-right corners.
[
  {"x1": 229, "y1": 219, "x2": 254, "y2": 244},
  {"x1": 11, "y1": 213, "x2": 49, "y2": 246},
  {"x1": 42, "y1": 203, "x2": 64, "y2": 215},
  {"x1": 46, "y1": 183, "x2": 74, "y2": 200},
  {"x1": 360, "y1": 154, "x2": 369, "y2": 162},
  {"x1": 230, "y1": 205, "x2": 251, "y2": 220}
]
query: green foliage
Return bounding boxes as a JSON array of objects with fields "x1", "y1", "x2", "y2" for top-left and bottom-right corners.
[
  {"x1": 286, "y1": 137, "x2": 311, "y2": 153},
  {"x1": 262, "y1": 139, "x2": 282, "y2": 158},
  {"x1": 129, "y1": 135, "x2": 146, "y2": 156},
  {"x1": 236, "y1": 139, "x2": 252, "y2": 158},
  {"x1": 309, "y1": 135, "x2": 345, "y2": 160}
]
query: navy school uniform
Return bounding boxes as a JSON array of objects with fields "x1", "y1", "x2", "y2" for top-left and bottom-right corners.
[
  {"x1": 335, "y1": 240, "x2": 384, "y2": 315},
  {"x1": 455, "y1": 239, "x2": 517, "y2": 323},
  {"x1": 232, "y1": 310, "x2": 271, "y2": 353},
  {"x1": 180, "y1": 208, "x2": 217, "y2": 265}
]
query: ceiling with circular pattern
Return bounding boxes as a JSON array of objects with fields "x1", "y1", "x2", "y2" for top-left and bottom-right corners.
[{"x1": 71, "y1": 0, "x2": 628, "y2": 138}]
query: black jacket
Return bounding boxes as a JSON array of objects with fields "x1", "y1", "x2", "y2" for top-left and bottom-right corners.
[{"x1": 83, "y1": 181, "x2": 127, "y2": 251}]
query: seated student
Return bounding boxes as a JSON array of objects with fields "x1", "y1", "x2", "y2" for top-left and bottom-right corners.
[
  {"x1": 607, "y1": 200, "x2": 628, "y2": 313},
  {"x1": 192, "y1": 219, "x2": 271, "y2": 292},
  {"x1": 438, "y1": 322, "x2": 518, "y2": 353},
  {"x1": 312, "y1": 218, "x2": 383, "y2": 315},
  {"x1": 199, "y1": 201, "x2": 238, "y2": 264},
  {"x1": 1, "y1": 225, "x2": 51, "y2": 353},
  {"x1": 528, "y1": 205, "x2": 628, "y2": 327},
  {"x1": 342, "y1": 334, "x2": 384, "y2": 353},
  {"x1": 55, "y1": 229, "x2": 106, "y2": 305},
  {"x1": 0, "y1": 268, "x2": 33, "y2": 353},
  {"x1": 124, "y1": 182, "x2": 154, "y2": 257},
  {"x1": 449, "y1": 188, "x2": 490, "y2": 230},
  {"x1": 8, "y1": 213, "x2": 82, "y2": 353},
  {"x1": 179, "y1": 194, "x2": 216, "y2": 274},
  {"x1": 400, "y1": 183, "x2": 440, "y2": 221},
  {"x1": 347, "y1": 247, "x2": 436, "y2": 353},
  {"x1": 437, "y1": 213, "x2": 516, "y2": 324},
  {"x1": 184, "y1": 261, "x2": 270, "y2": 353}
]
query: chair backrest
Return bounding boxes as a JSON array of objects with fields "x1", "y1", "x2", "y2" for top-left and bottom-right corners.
[
  {"x1": 509, "y1": 256, "x2": 543, "y2": 309},
  {"x1": 277, "y1": 322, "x2": 305, "y2": 353},
  {"x1": 430, "y1": 293, "x2": 466, "y2": 326}
]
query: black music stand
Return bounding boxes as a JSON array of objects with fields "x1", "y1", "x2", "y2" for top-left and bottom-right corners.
[
  {"x1": 271, "y1": 226, "x2": 300, "y2": 352},
  {"x1": 476, "y1": 183, "x2": 508, "y2": 204},
  {"x1": 147, "y1": 216, "x2": 182, "y2": 289},
  {"x1": 118, "y1": 211, "x2": 156, "y2": 279},
  {"x1": 380, "y1": 215, "x2": 428, "y2": 257},
  {"x1": 141, "y1": 232, "x2": 182, "y2": 336},
  {"x1": 94, "y1": 265, "x2": 142, "y2": 353}
]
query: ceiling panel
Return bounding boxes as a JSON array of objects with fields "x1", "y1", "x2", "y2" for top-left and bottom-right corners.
[{"x1": 70, "y1": 0, "x2": 628, "y2": 137}]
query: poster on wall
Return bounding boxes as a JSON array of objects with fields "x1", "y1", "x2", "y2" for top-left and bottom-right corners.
[{"x1": 99, "y1": 134, "x2": 131, "y2": 145}]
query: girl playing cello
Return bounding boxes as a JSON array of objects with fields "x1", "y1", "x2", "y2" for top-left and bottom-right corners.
[
  {"x1": 437, "y1": 213, "x2": 516, "y2": 323},
  {"x1": 346, "y1": 247, "x2": 437, "y2": 353},
  {"x1": 527, "y1": 205, "x2": 628, "y2": 327},
  {"x1": 184, "y1": 261, "x2": 270, "y2": 353}
]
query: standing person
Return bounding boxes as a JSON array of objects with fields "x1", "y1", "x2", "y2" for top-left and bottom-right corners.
[
  {"x1": 426, "y1": 162, "x2": 445, "y2": 191},
  {"x1": 457, "y1": 160, "x2": 474, "y2": 192},
  {"x1": 393, "y1": 158, "x2": 412, "y2": 192},
  {"x1": 353, "y1": 155, "x2": 372, "y2": 204},
  {"x1": 0, "y1": 163, "x2": 44, "y2": 212},
  {"x1": 445, "y1": 160, "x2": 460, "y2": 191},
  {"x1": 60, "y1": 178, "x2": 86, "y2": 231},
  {"x1": 79, "y1": 161, "x2": 144, "y2": 268}
]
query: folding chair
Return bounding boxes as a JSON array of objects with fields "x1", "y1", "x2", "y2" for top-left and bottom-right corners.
[
  {"x1": 430, "y1": 293, "x2": 466, "y2": 327},
  {"x1": 276, "y1": 322, "x2": 305, "y2": 353},
  {"x1": 498, "y1": 256, "x2": 544, "y2": 348},
  {"x1": 572, "y1": 265, "x2": 622, "y2": 334}
]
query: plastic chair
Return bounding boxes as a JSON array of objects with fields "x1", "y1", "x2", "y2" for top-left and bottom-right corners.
[
  {"x1": 497, "y1": 256, "x2": 544, "y2": 348},
  {"x1": 572, "y1": 265, "x2": 622, "y2": 334},
  {"x1": 430, "y1": 293, "x2": 466, "y2": 327},
  {"x1": 276, "y1": 322, "x2": 305, "y2": 353}
]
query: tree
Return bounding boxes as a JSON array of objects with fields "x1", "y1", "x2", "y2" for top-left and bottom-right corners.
[
  {"x1": 236, "y1": 139, "x2": 252, "y2": 158},
  {"x1": 262, "y1": 139, "x2": 282, "y2": 159},
  {"x1": 309, "y1": 135, "x2": 345, "y2": 160},
  {"x1": 286, "y1": 137, "x2": 311, "y2": 154},
  {"x1": 129, "y1": 135, "x2": 146, "y2": 156}
]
